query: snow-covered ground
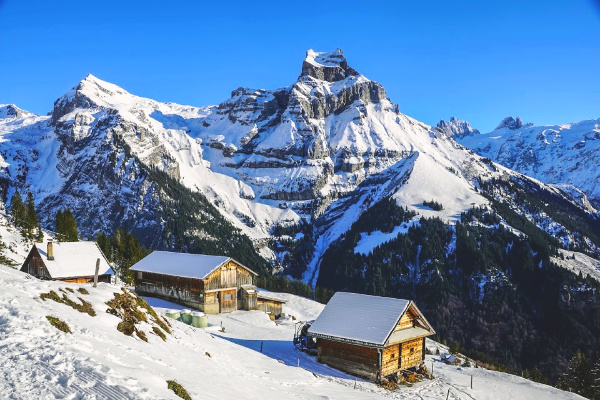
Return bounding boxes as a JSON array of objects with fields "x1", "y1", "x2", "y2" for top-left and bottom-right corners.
[
  {"x1": 552, "y1": 249, "x2": 600, "y2": 282},
  {"x1": 0, "y1": 264, "x2": 583, "y2": 399},
  {"x1": 354, "y1": 219, "x2": 420, "y2": 256}
]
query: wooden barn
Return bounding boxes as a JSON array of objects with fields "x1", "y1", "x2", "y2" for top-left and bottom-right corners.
[
  {"x1": 307, "y1": 292, "x2": 435, "y2": 381},
  {"x1": 130, "y1": 251, "x2": 284, "y2": 316},
  {"x1": 21, "y1": 239, "x2": 114, "y2": 283}
]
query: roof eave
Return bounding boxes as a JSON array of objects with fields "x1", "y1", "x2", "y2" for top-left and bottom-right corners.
[{"x1": 308, "y1": 332, "x2": 384, "y2": 349}]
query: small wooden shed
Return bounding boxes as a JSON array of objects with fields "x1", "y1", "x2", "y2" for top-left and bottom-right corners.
[
  {"x1": 256, "y1": 292, "x2": 287, "y2": 319},
  {"x1": 21, "y1": 239, "x2": 114, "y2": 283},
  {"x1": 308, "y1": 292, "x2": 435, "y2": 381}
]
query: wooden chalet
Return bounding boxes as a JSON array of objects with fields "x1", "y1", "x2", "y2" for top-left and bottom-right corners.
[
  {"x1": 130, "y1": 251, "x2": 286, "y2": 316},
  {"x1": 21, "y1": 239, "x2": 114, "y2": 283},
  {"x1": 307, "y1": 292, "x2": 435, "y2": 381}
]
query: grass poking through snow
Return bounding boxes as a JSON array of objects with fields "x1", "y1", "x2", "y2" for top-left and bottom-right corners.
[
  {"x1": 167, "y1": 380, "x2": 192, "y2": 400},
  {"x1": 46, "y1": 316, "x2": 71, "y2": 333}
]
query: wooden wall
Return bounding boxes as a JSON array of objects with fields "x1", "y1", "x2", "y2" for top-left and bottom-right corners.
[
  {"x1": 400, "y1": 338, "x2": 424, "y2": 370},
  {"x1": 395, "y1": 307, "x2": 417, "y2": 331},
  {"x1": 317, "y1": 339, "x2": 379, "y2": 381},
  {"x1": 21, "y1": 247, "x2": 51, "y2": 280},
  {"x1": 257, "y1": 299, "x2": 283, "y2": 318},
  {"x1": 135, "y1": 271, "x2": 204, "y2": 309},
  {"x1": 205, "y1": 260, "x2": 253, "y2": 291},
  {"x1": 219, "y1": 289, "x2": 237, "y2": 313},
  {"x1": 62, "y1": 275, "x2": 111, "y2": 284},
  {"x1": 239, "y1": 290, "x2": 257, "y2": 311},
  {"x1": 381, "y1": 344, "x2": 400, "y2": 376}
]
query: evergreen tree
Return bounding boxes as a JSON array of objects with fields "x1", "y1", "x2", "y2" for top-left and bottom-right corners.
[
  {"x1": 10, "y1": 190, "x2": 25, "y2": 229},
  {"x1": 96, "y1": 228, "x2": 149, "y2": 284},
  {"x1": 55, "y1": 209, "x2": 78, "y2": 241},
  {"x1": 35, "y1": 224, "x2": 44, "y2": 242},
  {"x1": 530, "y1": 365, "x2": 546, "y2": 384},
  {"x1": 592, "y1": 358, "x2": 600, "y2": 400},
  {"x1": 558, "y1": 350, "x2": 592, "y2": 398},
  {"x1": 24, "y1": 192, "x2": 39, "y2": 240},
  {"x1": 55, "y1": 209, "x2": 64, "y2": 237}
]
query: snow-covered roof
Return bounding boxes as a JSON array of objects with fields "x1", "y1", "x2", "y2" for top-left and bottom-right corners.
[
  {"x1": 256, "y1": 292, "x2": 287, "y2": 303},
  {"x1": 129, "y1": 251, "x2": 257, "y2": 279},
  {"x1": 308, "y1": 292, "x2": 432, "y2": 347},
  {"x1": 36, "y1": 242, "x2": 113, "y2": 279}
]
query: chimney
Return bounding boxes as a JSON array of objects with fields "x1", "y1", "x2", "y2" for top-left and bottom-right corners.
[{"x1": 47, "y1": 239, "x2": 54, "y2": 261}]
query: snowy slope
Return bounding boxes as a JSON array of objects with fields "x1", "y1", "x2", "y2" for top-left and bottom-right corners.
[
  {"x1": 459, "y1": 117, "x2": 600, "y2": 208},
  {"x1": 0, "y1": 265, "x2": 583, "y2": 399}
]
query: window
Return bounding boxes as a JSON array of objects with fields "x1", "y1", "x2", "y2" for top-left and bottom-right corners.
[
  {"x1": 391, "y1": 353, "x2": 395, "y2": 359},
  {"x1": 224, "y1": 293, "x2": 233, "y2": 301},
  {"x1": 137, "y1": 272, "x2": 142, "y2": 279},
  {"x1": 410, "y1": 347, "x2": 415, "y2": 354}
]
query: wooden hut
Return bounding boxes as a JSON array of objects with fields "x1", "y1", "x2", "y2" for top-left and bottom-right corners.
[
  {"x1": 130, "y1": 251, "x2": 259, "y2": 314},
  {"x1": 256, "y1": 292, "x2": 287, "y2": 319},
  {"x1": 21, "y1": 239, "x2": 113, "y2": 283},
  {"x1": 307, "y1": 292, "x2": 435, "y2": 381}
]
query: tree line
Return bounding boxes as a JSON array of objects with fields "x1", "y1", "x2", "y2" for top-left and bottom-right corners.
[{"x1": 10, "y1": 190, "x2": 43, "y2": 241}]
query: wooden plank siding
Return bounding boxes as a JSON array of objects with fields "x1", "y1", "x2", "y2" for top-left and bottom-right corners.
[
  {"x1": 21, "y1": 246, "x2": 52, "y2": 280},
  {"x1": 317, "y1": 339, "x2": 379, "y2": 381},
  {"x1": 381, "y1": 344, "x2": 400, "y2": 376},
  {"x1": 62, "y1": 275, "x2": 111, "y2": 284},
  {"x1": 400, "y1": 338, "x2": 424, "y2": 369},
  {"x1": 257, "y1": 299, "x2": 283, "y2": 318},
  {"x1": 219, "y1": 289, "x2": 237, "y2": 313},
  {"x1": 135, "y1": 271, "x2": 205, "y2": 310},
  {"x1": 395, "y1": 306, "x2": 417, "y2": 331},
  {"x1": 205, "y1": 261, "x2": 253, "y2": 291}
]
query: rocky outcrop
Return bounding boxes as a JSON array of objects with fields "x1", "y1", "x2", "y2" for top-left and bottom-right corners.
[
  {"x1": 495, "y1": 116, "x2": 524, "y2": 130},
  {"x1": 300, "y1": 49, "x2": 359, "y2": 82},
  {"x1": 437, "y1": 117, "x2": 480, "y2": 139}
]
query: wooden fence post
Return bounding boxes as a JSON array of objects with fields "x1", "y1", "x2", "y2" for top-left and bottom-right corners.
[{"x1": 93, "y1": 258, "x2": 100, "y2": 288}]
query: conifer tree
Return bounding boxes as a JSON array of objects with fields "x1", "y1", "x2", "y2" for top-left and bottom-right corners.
[
  {"x1": 10, "y1": 190, "x2": 25, "y2": 229},
  {"x1": 591, "y1": 357, "x2": 600, "y2": 400},
  {"x1": 55, "y1": 209, "x2": 78, "y2": 242},
  {"x1": 55, "y1": 209, "x2": 64, "y2": 238},
  {"x1": 24, "y1": 192, "x2": 39, "y2": 240},
  {"x1": 559, "y1": 350, "x2": 592, "y2": 398}
]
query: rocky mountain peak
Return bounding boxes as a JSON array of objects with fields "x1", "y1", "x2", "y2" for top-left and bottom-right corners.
[
  {"x1": 0, "y1": 104, "x2": 31, "y2": 119},
  {"x1": 496, "y1": 116, "x2": 524, "y2": 130},
  {"x1": 51, "y1": 74, "x2": 133, "y2": 124},
  {"x1": 300, "y1": 48, "x2": 359, "y2": 82},
  {"x1": 436, "y1": 117, "x2": 480, "y2": 139}
]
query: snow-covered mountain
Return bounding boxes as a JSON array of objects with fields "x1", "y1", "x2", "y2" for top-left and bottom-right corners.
[
  {"x1": 459, "y1": 117, "x2": 600, "y2": 210},
  {"x1": 0, "y1": 49, "x2": 598, "y2": 279},
  {"x1": 0, "y1": 50, "x2": 494, "y2": 264}
]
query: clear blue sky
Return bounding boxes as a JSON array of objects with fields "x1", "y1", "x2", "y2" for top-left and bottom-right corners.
[{"x1": 1, "y1": 0, "x2": 599, "y2": 132}]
